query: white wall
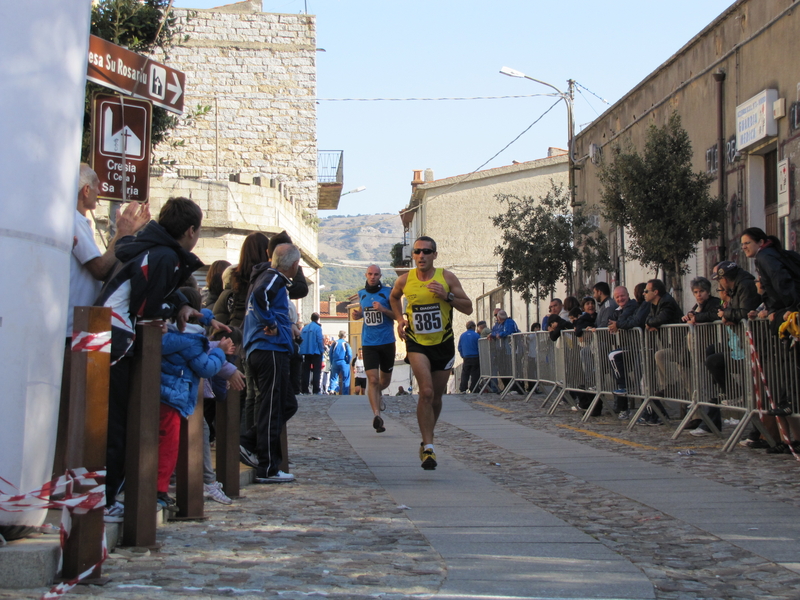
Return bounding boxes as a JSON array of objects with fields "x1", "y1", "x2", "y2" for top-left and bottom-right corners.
[{"x1": 0, "y1": 1, "x2": 91, "y2": 526}]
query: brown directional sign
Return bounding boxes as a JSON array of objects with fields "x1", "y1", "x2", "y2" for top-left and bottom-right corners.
[
  {"x1": 91, "y1": 93, "x2": 151, "y2": 203},
  {"x1": 87, "y1": 34, "x2": 185, "y2": 115}
]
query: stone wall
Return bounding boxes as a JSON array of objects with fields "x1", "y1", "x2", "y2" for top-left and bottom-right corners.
[{"x1": 151, "y1": 2, "x2": 317, "y2": 211}]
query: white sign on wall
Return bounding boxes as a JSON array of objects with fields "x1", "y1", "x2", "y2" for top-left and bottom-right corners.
[
  {"x1": 778, "y1": 158, "x2": 790, "y2": 218},
  {"x1": 736, "y1": 89, "x2": 778, "y2": 150}
]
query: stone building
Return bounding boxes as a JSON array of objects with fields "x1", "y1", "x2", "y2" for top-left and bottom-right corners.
[
  {"x1": 400, "y1": 151, "x2": 569, "y2": 344},
  {"x1": 157, "y1": 0, "x2": 318, "y2": 209},
  {"x1": 574, "y1": 0, "x2": 800, "y2": 309},
  {"x1": 94, "y1": 0, "x2": 330, "y2": 319}
]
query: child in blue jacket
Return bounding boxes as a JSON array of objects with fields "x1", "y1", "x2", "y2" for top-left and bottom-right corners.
[{"x1": 157, "y1": 304, "x2": 230, "y2": 510}]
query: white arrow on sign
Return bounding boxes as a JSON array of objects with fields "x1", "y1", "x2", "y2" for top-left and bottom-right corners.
[{"x1": 167, "y1": 72, "x2": 183, "y2": 105}]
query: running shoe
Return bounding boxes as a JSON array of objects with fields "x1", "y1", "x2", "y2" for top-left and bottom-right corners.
[
  {"x1": 373, "y1": 415, "x2": 386, "y2": 433},
  {"x1": 421, "y1": 449, "x2": 437, "y2": 470}
]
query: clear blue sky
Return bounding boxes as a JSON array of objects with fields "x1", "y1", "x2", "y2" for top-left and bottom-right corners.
[{"x1": 174, "y1": 0, "x2": 735, "y2": 217}]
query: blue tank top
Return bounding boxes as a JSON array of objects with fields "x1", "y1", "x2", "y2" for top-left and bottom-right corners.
[{"x1": 357, "y1": 285, "x2": 396, "y2": 346}]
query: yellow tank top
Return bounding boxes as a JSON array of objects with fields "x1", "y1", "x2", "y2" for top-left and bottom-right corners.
[{"x1": 403, "y1": 267, "x2": 453, "y2": 345}]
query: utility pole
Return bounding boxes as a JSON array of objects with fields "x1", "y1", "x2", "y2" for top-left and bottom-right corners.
[{"x1": 567, "y1": 79, "x2": 576, "y2": 207}]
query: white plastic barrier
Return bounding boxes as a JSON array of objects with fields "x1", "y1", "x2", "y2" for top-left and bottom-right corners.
[{"x1": 0, "y1": 1, "x2": 92, "y2": 529}]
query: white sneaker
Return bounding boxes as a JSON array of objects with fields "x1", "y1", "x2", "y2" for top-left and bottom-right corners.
[
  {"x1": 255, "y1": 470, "x2": 295, "y2": 484},
  {"x1": 203, "y1": 481, "x2": 233, "y2": 505},
  {"x1": 103, "y1": 501, "x2": 124, "y2": 523},
  {"x1": 690, "y1": 428, "x2": 712, "y2": 437},
  {"x1": 617, "y1": 410, "x2": 631, "y2": 420}
]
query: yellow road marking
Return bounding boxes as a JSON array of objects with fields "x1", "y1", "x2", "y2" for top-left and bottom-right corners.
[
  {"x1": 557, "y1": 424, "x2": 659, "y2": 450},
  {"x1": 475, "y1": 401, "x2": 514, "y2": 414}
]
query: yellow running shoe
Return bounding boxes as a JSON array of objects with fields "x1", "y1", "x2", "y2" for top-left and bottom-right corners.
[{"x1": 421, "y1": 448, "x2": 437, "y2": 470}]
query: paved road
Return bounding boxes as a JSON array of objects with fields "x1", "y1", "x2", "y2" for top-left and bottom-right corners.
[{"x1": 5, "y1": 391, "x2": 800, "y2": 600}]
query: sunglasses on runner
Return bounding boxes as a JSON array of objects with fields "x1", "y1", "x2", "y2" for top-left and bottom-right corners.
[{"x1": 412, "y1": 248, "x2": 434, "y2": 255}]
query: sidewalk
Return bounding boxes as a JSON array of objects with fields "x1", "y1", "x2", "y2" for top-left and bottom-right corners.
[{"x1": 3, "y1": 391, "x2": 800, "y2": 600}]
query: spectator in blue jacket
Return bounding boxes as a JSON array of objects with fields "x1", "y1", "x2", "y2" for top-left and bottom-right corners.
[
  {"x1": 489, "y1": 310, "x2": 520, "y2": 339},
  {"x1": 239, "y1": 243, "x2": 301, "y2": 484},
  {"x1": 489, "y1": 310, "x2": 521, "y2": 393},
  {"x1": 458, "y1": 321, "x2": 480, "y2": 392},
  {"x1": 299, "y1": 312, "x2": 325, "y2": 394},
  {"x1": 158, "y1": 300, "x2": 229, "y2": 511},
  {"x1": 329, "y1": 331, "x2": 353, "y2": 395}
]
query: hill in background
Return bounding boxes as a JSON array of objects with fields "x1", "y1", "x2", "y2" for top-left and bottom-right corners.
[{"x1": 318, "y1": 213, "x2": 404, "y2": 292}]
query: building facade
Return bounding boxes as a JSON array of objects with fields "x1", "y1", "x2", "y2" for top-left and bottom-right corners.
[
  {"x1": 93, "y1": 0, "x2": 324, "y2": 318},
  {"x1": 574, "y1": 0, "x2": 800, "y2": 308},
  {"x1": 159, "y1": 0, "x2": 318, "y2": 210},
  {"x1": 400, "y1": 151, "x2": 569, "y2": 349}
]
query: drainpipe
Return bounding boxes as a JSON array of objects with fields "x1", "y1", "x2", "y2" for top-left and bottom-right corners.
[{"x1": 714, "y1": 70, "x2": 726, "y2": 261}]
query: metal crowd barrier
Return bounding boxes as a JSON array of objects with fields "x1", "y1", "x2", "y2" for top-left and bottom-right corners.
[
  {"x1": 511, "y1": 334, "x2": 539, "y2": 400},
  {"x1": 474, "y1": 318, "x2": 800, "y2": 451},
  {"x1": 721, "y1": 319, "x2": 798, "y2": 450},
  {"x1": 475, "y1": 337, "x2": 494, "y2": 393},
  {"x1": 545, "y1": 329, "x2": 595, "y2": 414},
  {"x1": 475, "y1": 336, "x2": 524, "y2": 396},
  {"x1": 532, "y1": 331, "x2": 560, "y2": 406},
  {"x1": 581, "y1": 327, "x2": 647, "y2": 422}
]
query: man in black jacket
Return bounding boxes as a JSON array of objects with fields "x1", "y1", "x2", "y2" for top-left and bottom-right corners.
[
  {"x1": 593, "y1": 282, "x2": 618, "y2": 328},
  {"x1": 713, "y1": 261, "x2": 760, "y2": 324},
  {"x1": 645, "y1": 279, "x2": 683, "y2": 329},
  {"x1": 96, "y1": 197, "x2": 224, "y2": 522}
]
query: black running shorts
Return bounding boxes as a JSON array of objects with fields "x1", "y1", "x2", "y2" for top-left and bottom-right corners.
[
  {"x1": 404, "y1": 337, "x2": 455, "y2": 372},
  {"x1": 362, "y1": 342, "x2": 396, "y2": 373}
]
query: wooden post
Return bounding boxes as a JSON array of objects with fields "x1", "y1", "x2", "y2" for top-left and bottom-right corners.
[
  {"x1": 61, "y1": 307, "x2": 111, "y2": 581},
  {"x1": 123, "y1": 323, "x2": 161, "y2": 548},
  {"x1": 215, "y1": 387, "x2": 241, "y2": 498},
  {"x1": 175, "y1": 386, "x2": 205, "y2": 519}
]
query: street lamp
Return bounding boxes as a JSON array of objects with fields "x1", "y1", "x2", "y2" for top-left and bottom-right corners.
[
  {"x1": 341, "y1": 186, "x2": 366, "y2": 196},
  {"x1": 499, "y1": 66, "x2": 576, "y2": 205}
]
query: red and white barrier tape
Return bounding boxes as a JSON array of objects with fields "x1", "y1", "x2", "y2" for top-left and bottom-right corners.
[
  {"x1": 745, "y1": 331, "x2": 799, "y2": 461},
  {"x1": 70, "y1": 331, "x2": 111, "y2": 353},
  {"x1": 0, "y1": 469, "x2": 109, "y2": 600}
]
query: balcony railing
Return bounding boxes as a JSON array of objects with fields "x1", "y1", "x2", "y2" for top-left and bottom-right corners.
[{"x1": 318, "y1": 150, "x2": 343, "y2": 184}]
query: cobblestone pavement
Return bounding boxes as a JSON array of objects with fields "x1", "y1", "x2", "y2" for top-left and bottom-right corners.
[
  {"x1": 3, "y1": 395, "x2": 445, "y2": 600},
  {"x1": 398, "y1": 390, "x2": 800, "y2": 600},
  {"x1": 4, "y1": 390, "x2": 800, "y2": 600}
]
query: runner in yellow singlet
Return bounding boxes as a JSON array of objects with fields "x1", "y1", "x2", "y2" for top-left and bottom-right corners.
[{"x1": 390, "y1": 236, "x2": 473, "y2": 470}]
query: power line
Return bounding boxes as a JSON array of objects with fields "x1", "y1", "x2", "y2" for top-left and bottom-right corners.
[
  {"x1": 316, "y1": 94, "x2": 557, "y2": 102},
  {"x1": 574, "y1": 81, "x2": 610, "y2": 105},
  {"x1": 422, "y1": 98, "x2": 563, "y2": 202}
]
